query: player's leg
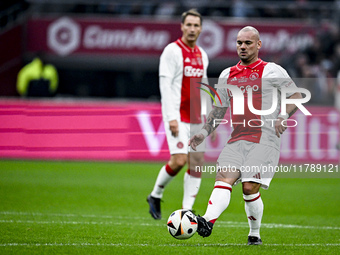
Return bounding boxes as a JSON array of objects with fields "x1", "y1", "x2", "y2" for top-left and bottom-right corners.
[
  {"x1": 202, "y1": 167, "x2": 240, "y2": 222},
  {"x1": 182, "y1": 151, "x2": 204, "y2": 210},
  {"x1": 151, "y1": 153, "x2": 187, "y2": 199},
  {"x1": 196, "y1": 167, "x2": 240, "y2": 237},
  {"x1": 147, "y1": 120, "x2": 188, "y2": 219},
  {"x1": 242, "y1": 182, "x2": 263, "y2": 245},
  {"x1": 242, "y1": 142, "x2": 279, "y2": 245},
  {"x1": 196, "y1": 141, "x2": 243, "y2": 237},
  {"x1": 148, "y1": 154, "x2": 187, "y2": 219},
  {"x1": 182, "y1": 122, "x2": 207, "y2": 210}
]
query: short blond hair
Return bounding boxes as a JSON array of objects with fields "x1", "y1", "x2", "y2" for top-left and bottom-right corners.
[{"x1": 181, "y1": 9, "x2": 202, "y2": 25}]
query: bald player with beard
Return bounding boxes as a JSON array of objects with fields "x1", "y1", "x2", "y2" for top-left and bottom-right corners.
[{"x1": 189, "y1": 26, "x2": 303, "y2": 245}]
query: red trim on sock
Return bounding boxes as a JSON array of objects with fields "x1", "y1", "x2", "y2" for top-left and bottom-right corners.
[
  {"x1": 214, "y1": 185, "x2": 232, "y2": 192},
  {"x1": 186, "y1": 169, "x2": 202, "y2": 178},
  {"x1": 165, "y1": 164, "x2": 177, "y2": 177},
  {"x1": 209, "y1": 219, "x2": 217, "y2": 224},
  {"x1": 244, "y1": 193, "x2": 261, "y2": 202}
]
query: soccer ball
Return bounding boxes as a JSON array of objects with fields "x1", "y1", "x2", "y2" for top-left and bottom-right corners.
[{"x1": 167, "y1": 209, "x2": 198, "y2": 239}]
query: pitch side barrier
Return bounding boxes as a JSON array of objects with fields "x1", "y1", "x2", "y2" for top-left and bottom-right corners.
[{"x1": 0, "y1": 98, "x2": 338, "y2": 165}]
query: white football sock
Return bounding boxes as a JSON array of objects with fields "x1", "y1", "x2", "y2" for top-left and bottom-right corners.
[
  {"x1": 243, "y1": 192, "x2": 263, "y2": 238},
  {"x1": 203, "y1": 181, "x2": 232, "y2": 223},
  {"x1": 151, "y1": 164, "x2": 177, "y2": 199},
  {"x1": 182, "y1": 170, "x2": 202, "y2": 210}
]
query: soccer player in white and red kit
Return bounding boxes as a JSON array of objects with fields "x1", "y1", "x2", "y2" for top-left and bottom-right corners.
[
  {"x1": 147, "y1": 9, "x2": 215, "y2": 220},
  {"x1": 189, "y1": 26, "x2": 303, "y2": 245}
]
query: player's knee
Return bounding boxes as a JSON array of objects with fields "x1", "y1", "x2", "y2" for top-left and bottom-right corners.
[
  {"x1": 216, "y1": 171, "x2": 226, "y2": 180},
  {"x1": 176, "y1": 156, "x2": 187, "y2": 168},
  {"x1": 242, "y1": 186, "x2": 253, "y2": 195},
  {"x1": 242, "y1": 182, "x2": 260, "y2": 195},
  {"x1": 216, "y1": 167, "x2": 240, "y2": 180},
  {"x1": 170, "y1": 155, "x2": 187, "y2": 170}
]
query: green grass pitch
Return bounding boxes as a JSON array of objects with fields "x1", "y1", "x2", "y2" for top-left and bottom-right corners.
[{"x1": 0, "y1": 160, "x2": 339, "y2": 254}]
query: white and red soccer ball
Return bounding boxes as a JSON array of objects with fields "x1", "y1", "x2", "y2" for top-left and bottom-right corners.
[{"x1": 167, "y1": 209, "x2": 198, "y2": 239}]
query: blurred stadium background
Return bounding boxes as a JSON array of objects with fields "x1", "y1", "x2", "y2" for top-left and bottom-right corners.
[
  {"x1": 0, "y1": 1, "x2": 339, "y2": 253},
  {"x1": 1, "y1": 0, "x2": 340, "y2": 100},
  {"x1": 0, "y1": 0, "x2": 340, "y2": 255},
  {"x1": 0, "y1": 0, "x2": 339, "y2": 162}
]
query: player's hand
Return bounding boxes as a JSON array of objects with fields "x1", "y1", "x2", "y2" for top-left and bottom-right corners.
[
  {"x1": 188, "y1": 133, "x2": 205, "y2": 151},
  {"x1": 275, "y1": 117, "x2": 287, "y2": 138},
  {"x1": 169, "y1": 120, "x2": 179, "y2": 137}
]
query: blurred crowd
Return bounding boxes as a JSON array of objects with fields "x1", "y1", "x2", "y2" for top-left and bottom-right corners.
[
  {"x1": 41, "y1": 0, "x2": 336, "y2": 21},
  {"x1": 2, "y1": 0, "x2": 340, "y2": 105},
  {"x1": 89, "y1": 0, "x2": 339, "y2": 105},
  {"x1": 279, "y1": 21, "x2": 340, "y2": 105}
]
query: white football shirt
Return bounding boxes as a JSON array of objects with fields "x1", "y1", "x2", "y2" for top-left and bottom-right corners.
[
  {"x1": 216, "y1": 59, "x2": 297, "y2": 151},
  {"x1": 159, "y1": 38, "x2": 209, "y2": 124}
]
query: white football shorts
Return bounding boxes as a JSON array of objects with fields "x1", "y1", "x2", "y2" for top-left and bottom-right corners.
[
  {"x1": 164, "y1": 120, "x2": 206, "y2": 155},
  {"x1": 217, "y1": 140, "x2": 280, "y2": 189}
]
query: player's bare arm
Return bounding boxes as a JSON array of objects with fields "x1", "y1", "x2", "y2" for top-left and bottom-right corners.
[
  {"x1": 189, "y1": 106, "x2": 227, "y2": 150},
  {"x1": 203, "y1": 106, "x2": 228, "y2": 134},
  {"x1": 275, "y1": 92, "x2": 302, "y2": 138}
]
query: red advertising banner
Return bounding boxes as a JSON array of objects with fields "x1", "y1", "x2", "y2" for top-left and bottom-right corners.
[
  {"x1": 0, "y1": 99, "x2": 338, "y2": 164},
  {"x1": 26, "y1": 16, "x2": 316, "y2": 59}
]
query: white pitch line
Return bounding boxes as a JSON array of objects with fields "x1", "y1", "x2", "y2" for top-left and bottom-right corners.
[
  {"x1": 0, "y1": 243, "x2": 339, "y2": 247},
  {"x1": 1, "y1": 211, "x2": 339, "y2": 230},
  {"x1": 216, "y1": 221, "x2": 340, "y2": 230},
  {"x1": 0, "y1": 211, "x2": 121, "y2": 219},
  {"x1": 0, "y1": 219, "x2": 243, "y2": 228},
  {"x1": 0, "y1": 220, "x2": 163, "y2": 227},
  {"x1": 0, "y1": 219, "x2": 339, "y2": 231}
]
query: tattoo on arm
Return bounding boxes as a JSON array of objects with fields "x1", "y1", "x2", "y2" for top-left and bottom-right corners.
[
  {"x1": 286, "y1": 92, "x2": 302, "y2": 118},
  {"x1": 288, "y1": 107, "x2": 298, "y2": 118},
  {"x1": 203, "y1": 107, "x2": 227, "y2": 135}
]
